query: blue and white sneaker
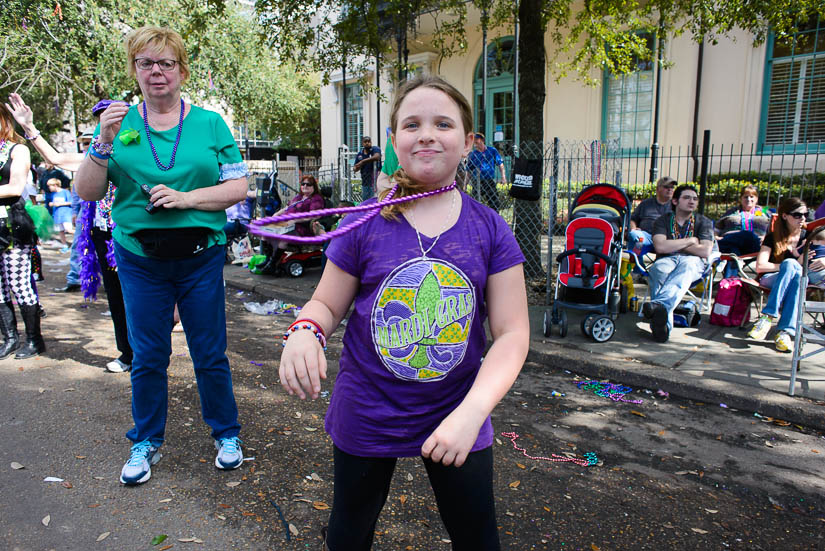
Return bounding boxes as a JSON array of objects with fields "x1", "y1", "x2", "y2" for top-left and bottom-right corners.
[
  {"x1": 214, "y1": 437, "x2": 243, "y2": 470},
  {"x1": 120, "y1": 440, "x2": 161, "y2": 485}
]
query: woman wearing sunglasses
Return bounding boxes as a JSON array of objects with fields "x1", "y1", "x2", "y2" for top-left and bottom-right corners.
[
  {"x1": 260, "y1": 175, "x2": 325, "y2": 272},
  {"x1": 748, "y1": 197, "x2": 823, "y2": 351}
]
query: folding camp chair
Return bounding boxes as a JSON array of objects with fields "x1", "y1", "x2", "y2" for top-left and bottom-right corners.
[{"x1": 789, "y1": 224, "x2": 825, "y2": 396}]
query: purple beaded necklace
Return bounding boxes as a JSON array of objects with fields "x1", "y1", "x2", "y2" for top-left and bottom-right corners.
[
  {"x1": 248, "y1": 182, "x2": 457, "y2": 245},
  {"x1": 143, "y1": 98, "x2": 184, "y2": 171}
]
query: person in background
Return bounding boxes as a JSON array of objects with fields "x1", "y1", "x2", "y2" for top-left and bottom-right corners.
[
  {"x1": 747, "y1": 198, "x2": 823, "y2": 352},
  {"x1": 806, "y1": 231, "x2": 825, "y2": 288},
  {"x1": 47, "y1": 178, "x2": 73, "y2": 252},
  {"x1": 0, "y1": 104, "x2": 45, "y2": 359},
  {"x1": 715, "y1": 185, "x2": 771, "y2": 278},
  {"x1": 75, "y1": 26, "x2": 248, "y2": 485},
  {"x1": 645, "y1": 184, "x2": 714, "y2": 343},
  {"x1": 815, "y1": 199, "x2": 825, "y2": 221},
  {"x1": 258, "y1": 175, "x2": 325, "y2": 275},
  {"x1": 466, "y1": 132, "x2": 506, "y2": 212},
  {"x1": 6, "y1": 93, "x2": 134, "y2": 372},
  {"x1": 39, "y1": 163, "x2": 69, "y2": 217},
  {"x1": 628, "y1": 176, "x2": 676, "y2": 258},
  {"x1": 353, "y1": 136, "x2": 381, "y2": 202}
]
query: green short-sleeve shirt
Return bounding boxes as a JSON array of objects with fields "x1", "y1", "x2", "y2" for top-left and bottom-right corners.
[
  {"x1": 381, "y1": 138, "x2": 399, "y2": 176},
  {"x1": 97, "y1": 104, "x2": 245, "y2": 256}
]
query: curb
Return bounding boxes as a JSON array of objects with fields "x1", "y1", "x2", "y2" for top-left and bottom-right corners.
[{"x1": 225, "y1": 269, "x2": 825, "y2": 433}]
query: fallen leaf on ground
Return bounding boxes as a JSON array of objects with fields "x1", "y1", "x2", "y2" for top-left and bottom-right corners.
[
  {"x1": 10, "y1": 462, "x2": 24, "y2": 470},
  {"x1": 313, "y1": 501, "x2": 330, "y2": 510},
  {"x1": 630, "y1": 410, "x2": 646, "y2": 418},
  {"x1": 509, "y1": 481, "x2": 520, "y2": 489},
  {"x1": 96, "y1": 532, "x2": 110, "y2": 542},
  {"x1": 61, "y1": 481, "x2": 73, "y2": 489},
  {"x1": 43, "y1": 477, "x2": 63, "y2": 482},
  {"x1": 399, "y1": 495, "x2": 407, "y2": 505},
  {"x1": 515, "y1": 463, "x2": 526, "y2": 469},
  {"x1": 704, "y1": 509, "x2": 718, "y2": 514},
  {"x1": 289, "y1": 524, "x2": 299, "y2": 536},
  {"x1": 691, "y1": 528, "x2": 708, "y2": 534},
  {"x1": 591, "y1": 545, "x2": 601, "y2": 551},
  {"x1": 159, "y1": 498, "x2": 172, "y2": 503},
  {"x1": 225, "y1": 481, "x2": 241, "y2": 488},
  {"x1": 159, "y1": 545, "x2": 174, "y2": 550},
  {"x1": 151, "y1": 534, "x2": 168, "y2": 545},
  {"x1": 42, "y1": 515, "x2": 50, "y2": 526}
]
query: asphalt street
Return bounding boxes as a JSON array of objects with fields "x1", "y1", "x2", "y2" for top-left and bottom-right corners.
[{"x1": 1, "y1": 248, "x2": 824, "y2": 550}]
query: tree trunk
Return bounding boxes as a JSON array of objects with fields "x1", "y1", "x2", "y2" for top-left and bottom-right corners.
[{"x1": 514, "y1": 0, "x2": 546, "y2": 279}]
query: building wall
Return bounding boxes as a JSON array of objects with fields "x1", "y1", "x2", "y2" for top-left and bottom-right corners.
[{"x1": 319, "y1": 26, "x2": 769, "y2": 161}]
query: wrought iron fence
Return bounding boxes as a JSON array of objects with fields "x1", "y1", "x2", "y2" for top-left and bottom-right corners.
[{"x1": 247, "y1": 139, "x2": 825, "y2": 287}]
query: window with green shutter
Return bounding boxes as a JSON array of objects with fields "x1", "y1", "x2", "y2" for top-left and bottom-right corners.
[
  {"x1": 345, "y1": 83, "x2": 363, "y2": 151},
  {"x1": 760, "y1": 16, "x2": 824, "y2": 152}
]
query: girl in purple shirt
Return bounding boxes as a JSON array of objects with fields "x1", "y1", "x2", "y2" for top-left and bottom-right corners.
[{"x1": 279, "y1": 76, "x2": 529, "y2": 550}]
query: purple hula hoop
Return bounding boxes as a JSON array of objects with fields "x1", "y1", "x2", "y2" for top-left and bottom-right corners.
[{"x1": 248, "y1": 182, "x2": 456, "y2": 244}]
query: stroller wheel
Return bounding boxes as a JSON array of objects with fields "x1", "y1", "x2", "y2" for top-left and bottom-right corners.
[
  {"x1": 559, "y1": 310, "x2": 568, "y2": 338},
  {"x1": 590, "y1": 315, "x2": 615, "y2": 343},
  {"x1": 581, "y1": 313, "x2": 598, "y2": 337},
  {"x1": 542, "y1": 310, "x2": 553, "y2": 337}
]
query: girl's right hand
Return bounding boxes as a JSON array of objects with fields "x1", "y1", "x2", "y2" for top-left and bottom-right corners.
[
  {"x1": 98, "y1": 103, "x2": 130, "y2": 144},
  {"x1": 279, "y1": 329, "x2": 327, "y2": 400}
]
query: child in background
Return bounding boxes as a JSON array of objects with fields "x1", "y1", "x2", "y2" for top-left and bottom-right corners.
[
  {"x1": 805, "y1": 232, "x2": 825, "y2": 287},
  {"x1": 279, "y1": 75, "x2": 529, "y2": 550},
  {"x1": 47, "y1": 179, "x2": 72, "y2": 253}
]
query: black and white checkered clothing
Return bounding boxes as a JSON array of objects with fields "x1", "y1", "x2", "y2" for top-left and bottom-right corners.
[{"x1": 0, "y1": 246, "x2": 37, "y2": 306}]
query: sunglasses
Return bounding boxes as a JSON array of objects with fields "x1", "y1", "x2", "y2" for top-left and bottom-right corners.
[
  {"x1": 788, "y1": 211, "x2": 808, "y2": 219},
  {"x1": 301, "y1": 182, "x2": 313, "y2": 186}
]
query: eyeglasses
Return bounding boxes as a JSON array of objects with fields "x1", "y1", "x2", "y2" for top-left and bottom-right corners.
[
  {"x1": 788, "y1": 211, "x2": 808, "y2": 219},
  {"x1": 134, "y1": 58, "x2": 178, "y2": 71},
  {"x1": 300, "y1": 182, "x2": 312, "y2": 186}
]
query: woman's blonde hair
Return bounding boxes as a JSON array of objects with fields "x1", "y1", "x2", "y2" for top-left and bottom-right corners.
[
  {"x1": 773, "y1": 197, "x2": 806, "y2": 258},
  {"x1": 379, "y1": 75, "x2": 473, "y2": 219},
  {"x1": 125, "y1": 26, "x2": 190, "y2": 82}
]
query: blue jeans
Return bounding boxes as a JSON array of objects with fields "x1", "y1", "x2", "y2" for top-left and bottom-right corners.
[
  {"x1": 115, "y1": 243, "x2": 240, "y2": 446},
  {"x1": 66, "y1": 221, "x2": 81, "y2": 285},
  {"x1": 628, "y1": 229, "x2": 654, "y2": 258},
  {"x1": 648, "y1": 255, "x2": 706, "y2": 331},
  {"x1": 718, "y1": 231, "x2": 761, "y2": 278},
  {"x1": 760, "y1": 259, "x2": 803, "y2": 336}
]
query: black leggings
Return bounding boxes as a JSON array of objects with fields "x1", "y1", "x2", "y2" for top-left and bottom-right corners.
[{"x1": 326, "y1": 446, "x2": 500, "y2": 551}]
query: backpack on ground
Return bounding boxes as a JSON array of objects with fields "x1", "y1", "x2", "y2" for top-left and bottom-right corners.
[{"x1": 710, "y1": 277, "x2": 751, "y2": 327}]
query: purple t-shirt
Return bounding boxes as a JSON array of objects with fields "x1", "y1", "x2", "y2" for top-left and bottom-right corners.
[{"x1": 325, "y1": 192, "x2": 525, "y2": 457}]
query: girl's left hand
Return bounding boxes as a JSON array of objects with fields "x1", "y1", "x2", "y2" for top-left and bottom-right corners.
[
  {"x1": 421, "y1": 405, "x2": 486, "y2": 467},
  {"x1": 149, "y1": 185, "x2": 190, "y2": 210},
  {"x1": 810, "y1": 257, "x2": 825, "y2": 272}
]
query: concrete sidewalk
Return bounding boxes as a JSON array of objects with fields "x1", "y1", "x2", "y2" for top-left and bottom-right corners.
[{"x1": 224, "y1": 263, "x2": 825, "y2": 431}]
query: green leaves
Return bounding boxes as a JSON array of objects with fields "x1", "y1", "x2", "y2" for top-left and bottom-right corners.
[{"x1": 1, "y1": 0, "x2": 318, "y2": 149}]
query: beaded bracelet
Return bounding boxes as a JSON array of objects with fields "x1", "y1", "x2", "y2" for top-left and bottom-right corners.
[
  {"x1": 282, "y1": 322, "x2": 327, "y2": 350},
  {"x1": 292, "y1": 317, "x2": 326, "y2": 339},
  {"x1": 91, "y1": 135, "x2": 114, "y2": 157},
  {"x1": 88, "y1": 147, "x2": 110, "y2": 161},
  {"x1": 24, "y1": 130, "x2": 41, "y2": 141}
]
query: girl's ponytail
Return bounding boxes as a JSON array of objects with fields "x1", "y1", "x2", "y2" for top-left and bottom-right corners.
[{"x1": 379, "y1": 167, "x2": 430, "y2": 220}]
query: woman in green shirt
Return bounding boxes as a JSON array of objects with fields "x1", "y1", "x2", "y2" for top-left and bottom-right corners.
[{"x1": 75, "y1": 26, "x2": 249, "y2": 486}]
